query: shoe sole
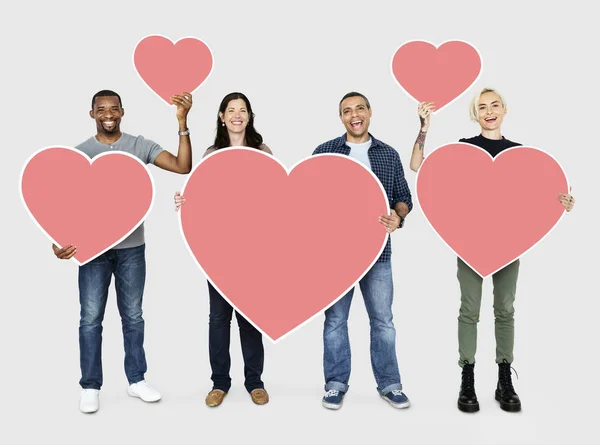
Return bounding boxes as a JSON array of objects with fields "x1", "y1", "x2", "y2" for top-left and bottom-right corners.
[
  {"x1": 251, "y1": 399, "x2": 269, "y2": 405},
  {"x1": 127, "y1": 388, "x2": 161, "y2": 403},
  {"x1": 495, "y1": 391, "x2": 521, "y2": 412},
  {"x1": 206, "y1": 399, "x2": 225, "y2": 407},
  {"x1": 206, "y1": 401, "x2": 224, "y2": 407},
  {"x1": 457, "y1": 400, "x2": 480, "y2": 413},
  {"x1": 381, "y1": 396, "x2": 411, "y2": 409},
  {"x1": 322, "y1": 399, "x2": 343, "y2": 410}
]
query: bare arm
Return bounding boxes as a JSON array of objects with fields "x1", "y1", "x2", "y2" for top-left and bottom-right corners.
[
  {"x1": 154, "y1": 92, "x2": 193, "y2": 174},
  {"x1": 410, "y1": 130, "x2": 428, "y2": 172},
  {"x1": 393, "y1": 201, "x2": 409, "y2": 220},
  {"x1": 409, "y1": 101, "x2": 435, "y2": 172}
]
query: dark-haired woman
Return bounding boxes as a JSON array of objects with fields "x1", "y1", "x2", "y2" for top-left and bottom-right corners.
[{"x1": 175, "y1": 92, "x2": 271, "y2": 407}]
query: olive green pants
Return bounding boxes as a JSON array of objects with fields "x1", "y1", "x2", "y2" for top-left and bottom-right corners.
[{"x1": 457, "y1": 257, "x2": 520, "y2": 367}]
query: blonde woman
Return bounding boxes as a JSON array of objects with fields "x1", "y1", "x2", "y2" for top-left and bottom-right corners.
[{"x1": 409, "y1": 88, "x2": 575, "y2": 413}]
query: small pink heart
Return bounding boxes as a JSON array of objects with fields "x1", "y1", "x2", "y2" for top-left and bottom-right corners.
[
  {"x1": 391, "y1": 40, "x2": 482, "y2": 112},
  {"x1": 179, "y1": 148, "x2": 390, "y2": 342},
  {"x1": 133, "y1": 35, "x2": 213, "y2": 105},
  {"x1": 416, "y1": 143, "x2": 568, "y2": 277},
  {"x1": 21, "y1": 147, "x2": 154, "y2": 265}
]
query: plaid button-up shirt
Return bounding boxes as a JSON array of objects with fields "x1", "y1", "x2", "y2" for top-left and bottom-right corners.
[{"x1": 313, "y1": 133, "x2": 413, "y2": 262}]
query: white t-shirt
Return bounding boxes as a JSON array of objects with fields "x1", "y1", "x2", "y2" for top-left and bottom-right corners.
[{"x1": 346, "y1": 139, "x2": 372, "y2": 170}]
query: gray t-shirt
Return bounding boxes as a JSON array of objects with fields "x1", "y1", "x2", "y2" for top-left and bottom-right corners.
[
  {"x1": 346, "y1": 139, "x2": 372, "y2": 170},
  {"x1": 75, "y1": 133, "x2": 164, "y2": 249}
]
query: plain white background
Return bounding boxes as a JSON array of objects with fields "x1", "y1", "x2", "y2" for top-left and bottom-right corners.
[{"x1": 2, "y1": 1, "x2": 599, "y2": 444}]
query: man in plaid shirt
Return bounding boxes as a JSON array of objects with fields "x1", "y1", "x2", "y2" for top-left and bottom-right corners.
[{"x1": 314, "y1": 92, "x2": 413, "y2": 410}]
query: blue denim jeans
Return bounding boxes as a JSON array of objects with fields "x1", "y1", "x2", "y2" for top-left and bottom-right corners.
[
  {"x1": 323, "y1": 261, "x2": 402, "y2": 395},
  {"x1": 208, "y1": 282, "x2": 265, "y2": 393},
  {"x1": 78, "y1": 245, "x2": 147, "y2": 389}
]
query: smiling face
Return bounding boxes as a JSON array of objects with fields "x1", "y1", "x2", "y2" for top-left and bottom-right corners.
[
  {"x1": 90, "y1": 96, "x2": 124, "y2": 135},
  {"x1": 219, "y1": 99, "x2": 249, "y2": 135},
  {"x1": 340, "y1": 95, "x2": 372, "y2": 143},
  {"x1": 476, "y1": 91, "x2": 506, "y2": 131}
]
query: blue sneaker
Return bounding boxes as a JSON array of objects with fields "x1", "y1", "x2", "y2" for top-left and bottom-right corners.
[
  {"x1": 381, "y1": 389, "x2": 411, "y2": 409},
  {"x1": 322, "y1": 389, "x2": 345, "y2": 410}
]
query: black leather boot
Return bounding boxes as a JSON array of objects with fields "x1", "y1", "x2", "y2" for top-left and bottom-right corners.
[
  {"x1": 458, "y1": 362, "x2": 479, "y2": 412},
  {"x1": 495, "y1": 360, "x2": 521, "y2": 412}
]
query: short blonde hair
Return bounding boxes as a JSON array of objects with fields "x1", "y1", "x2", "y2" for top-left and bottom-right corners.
[{"x1": 469, "y1": 88, "x2": 506, "y2": 122}]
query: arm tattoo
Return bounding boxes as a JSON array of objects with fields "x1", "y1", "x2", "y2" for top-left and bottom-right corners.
[{"x1": 416, "y1": 130, "x2": 427, "y2": 151}]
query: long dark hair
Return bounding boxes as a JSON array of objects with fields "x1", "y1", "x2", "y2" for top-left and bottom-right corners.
[{"x1": 214, "y1": 92, "x2": 264, "y2": 149}]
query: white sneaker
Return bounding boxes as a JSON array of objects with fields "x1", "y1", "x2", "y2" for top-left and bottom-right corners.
[
  {"x1": 127, "y1": 380, "x2": 162, "y2": 402},
  {"x1": 80, "y1": 389, "x2": 100, "y2": 413}
]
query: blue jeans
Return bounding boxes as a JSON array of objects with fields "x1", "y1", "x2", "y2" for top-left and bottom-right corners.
[
  {"x1": 208, "y1": 282, "x2": 265, "y2": 393},
  {"x1": 323, "y1": 261, "x2": 402, "y2": 395},
  {"x1": 78, "y1": 245, "x2": 147, "y2": 389}
]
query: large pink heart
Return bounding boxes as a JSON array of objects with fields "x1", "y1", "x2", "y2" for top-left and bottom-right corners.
[
  {"x1": 416, "y1": 143, "x2": 568, "y2": 277},
  {"x1": 21, "y1": 147, "x2": 154, "y2": 265},
  {"x1": 179, "y1": 148, "x2": 389, "y2": 342},
  {"x1": 391, "y1": 40, "x2": 482, "y2": 112},
  {"x1": 133, "y1": 35, "x2": 213, "y2": 105}
]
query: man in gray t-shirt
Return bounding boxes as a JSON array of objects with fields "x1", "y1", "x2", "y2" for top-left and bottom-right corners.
[
  {"x1": 74, "y1": 133, "x2": 163, "y2": 249},
  {"x1": 52, "y1": 89, "x2": 193, "y2": 414}
]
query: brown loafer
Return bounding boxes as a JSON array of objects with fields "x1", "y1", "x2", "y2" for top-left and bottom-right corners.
[
  {"x1": 250, "y1": 388, "x2": 269, "y2": 405},
  {"x1": 205, "y1": 389, "x2": 227, "y2": 407}
]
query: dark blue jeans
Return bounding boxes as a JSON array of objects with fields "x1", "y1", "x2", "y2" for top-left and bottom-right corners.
[
  {"x1": 208, "y1": 282, "x2": 264, "y2": 393},
  {"x1": 78, "y1": 245, "x2": 147, "y2": 389}
]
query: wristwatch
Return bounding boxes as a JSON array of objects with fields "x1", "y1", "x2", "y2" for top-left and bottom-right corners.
[
  {"x1": 178, "y1": 129, "x2": 190, "y2": 136},
  {"x1": 398, "y1": 215, "x2": 405, "y2": 229}
]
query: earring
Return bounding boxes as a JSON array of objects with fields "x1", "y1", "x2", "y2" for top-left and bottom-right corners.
[{"x1": 221, "y1": 121, "x2": 225, "y2": 126}]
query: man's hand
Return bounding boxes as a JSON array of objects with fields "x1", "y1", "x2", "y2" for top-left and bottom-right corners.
[
  {"x1": 379, "y1": 209, "x2": 402, "y2": 233},
  {"x1": 52, "y1": 243, "x2": 77, "y2": 260},
  {"x1": 171, "y1": 92, "x2": 193, "y2": 123}
]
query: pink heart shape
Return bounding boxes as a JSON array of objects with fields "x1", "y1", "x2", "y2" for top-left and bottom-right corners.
[
  {"x1": 416, "y1": 143, "x2": 568, "y2": 277},
  {"x1": 133, "y1": 35, "x2": 213, "y2": 105},
  {"x1": 21, "y1": 147, "x2": 154, "y2": 265},
  {"x1": 179, "y1": 148, "x2": 390, "y2": 342},
  {"x1": 391, "y1": 40, "x2": 482, "y2": 112}
]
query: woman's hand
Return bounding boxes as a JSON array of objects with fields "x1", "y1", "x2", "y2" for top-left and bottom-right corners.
[
  {"x1": 418, "y1": 101, "x2": 435, "y2": 132},
  {"x1": 174, "y1": 191, "x2": 186, "y2": 211},
  {"x1": 558, "y1": 186, "x2": 575, "y2": 212}
]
